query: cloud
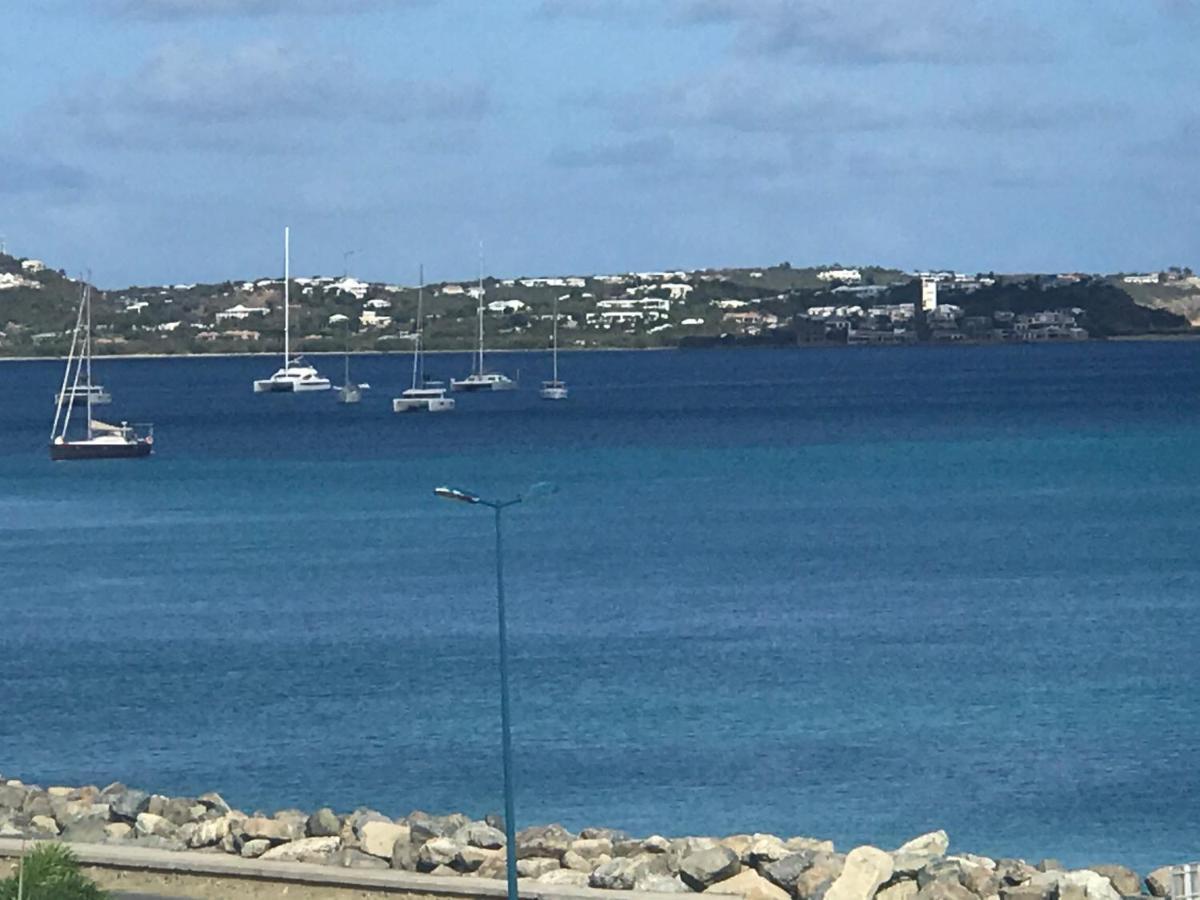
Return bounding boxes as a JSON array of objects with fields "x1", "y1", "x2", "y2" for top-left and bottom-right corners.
[
  {"x1": 96, "y1": 0, "x2": 421, "y2": 19},
  {"x1": 43, "y1": 40, "x2": 487, "y2": 151},
  {"x1": 549, "y1": 135, "x2": 676, "y2": 169},
  {"x1": 534, "y1": 0, "x2": 642, "y2": 20},
  {"x1": 0, "y1": 153, "x2": 93, "y2": 195}
]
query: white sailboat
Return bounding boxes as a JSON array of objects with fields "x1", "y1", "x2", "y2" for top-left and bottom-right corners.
[
  {"x1": 50, "y1": 282, "x2": 153, "y2": 461},
  {"x1": 394, "y1": 265, "x2": 455, "y2": 413},
  {"x1": 335, "y1": 319, "x2": 368, "y2": 404},
  {"x1": 450, "y1": 247, "x2": 515, "y2": 392},
  {"x1": 540, "y1": 293, "x2": 568, "y2": 401},
  {"x1": 253, "y1": 227, "x2": 331, "y2": 393}
]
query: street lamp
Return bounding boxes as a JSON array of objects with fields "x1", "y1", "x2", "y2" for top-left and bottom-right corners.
[{"x1": 433, "y1": 481, "x2": 557, "y2": 900}]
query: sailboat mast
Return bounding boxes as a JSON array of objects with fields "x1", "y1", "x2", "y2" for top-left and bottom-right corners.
[
  {"x1": 413, "y1": 264, "x2": 424, "y2": 390},
  {"x1": 552, "y1": 294, "x2": 559, "y2": 381},
  {"x1": 85, "y1": 282, "x2": 93, "y2": 439},
  {"x1": 476, "y1": 244, "x2": 484, "y2": 376},
  {"x1": 283, "y1": 226, "x2": 290, "y2": 366}
]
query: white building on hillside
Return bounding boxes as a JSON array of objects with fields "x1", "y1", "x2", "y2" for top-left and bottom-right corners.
[
  {"x1": 216, "y1": 303, "x2": 270, "y2": 322},
  {"x1": 20, "y1": 259, "x2": 45, "y2": 273},
  {"x1": 921, "y1": 277, "x2": 938, "y2": 312},
  {"x1": 818, "y1": 268, "x2": 862, "y2": 283}
]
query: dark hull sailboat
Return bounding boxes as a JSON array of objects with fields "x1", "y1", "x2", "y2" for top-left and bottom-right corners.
[{"x1": 50, "y1": 436, "x2": 153, "y2": 461}]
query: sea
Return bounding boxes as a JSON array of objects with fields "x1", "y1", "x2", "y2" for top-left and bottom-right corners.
[{"x1": 1, "y1": 342, "x2": 1198, "y2": 872}]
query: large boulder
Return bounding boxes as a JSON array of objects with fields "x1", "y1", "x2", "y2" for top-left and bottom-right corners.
[
  {"x1": 539, "y1": 869, "x2": 592, "y2": 887},
  {"x1": 590, "y1": 855, "x2": 673, "y2": 891},
  {"x1": 1059, "y1": 870, "x2": 1122, "y2": 900},
  {"x1": 453, "y1": 845, "x2": 502, "y2": 874},
  {"x1": 788, "y1": 838, "x2": 837, "y2": 854},
  {"x1": 30, "y1": 815, "x2": 59, "y2": 836},
  {"x1": 418, "y1": 837, "x2": 461, "y2": 872},
  {"x1": 707, "y1": 868, "x2": 791, "y2": 900},
  {"x1": 748, "y1": 835, "x2": 793, "y2": 870},
  {"x1": 516, "y1": 823, "x2": 575, "y2": 860},
  {"x1": 359, "y1": 821, "x2": 409, "y2": 860},
  {"x1": 642, "y1": 875, "x2": 694, "y2": 893},
  {"x1": 197, "y1": 792, "x2": 231, "y2": 815},
  {"x1": 306, "y1": 808, "x2": 341, "y2": 838},
  {"x1": 260, "y1": 836, "x2": 341, "y2": 863},
  {"x1": 1001, "y1": 873, "x2": 1059, "y2": 900},
  {"x1": 455, "y1": 821, "x2": 506, "y2": 850},
  {"x1": 581, "y1": 826, "x2": 632, "y2": 842},
  {"x1": 563, "y1": 850, "x2": 594, "y2": 872},
  {"x1": 407, "y1": 811, "x2": 466, "y2": 845},
  {"x1": 878, "y1": 882, "x2": 919, "y2": 900},
  {"x1": 339, "y1": 848, "x2": 390, "y2": 869},
  {"x1": 682, "y1": 846, "x2": 743, "y2": 891},
  {"x1": 915, "y1": 881, "x2": 975, "y2": 900},
  {"x1": 240, "y1": 838, "x2": 272, "y2": 858},
  {"x1": 997, "y1": 860, "x2": 1038, "y2": 886},
  {"x1": 239, "y1": 816, "x2": 292, "y2": 844},
  {"x1": 187, "y1": 816, "x2": 230, "y2": 848},
  {"x1": 518, "y1": 857, "x2": 561, "y2": 879},
  {"x1": 795, "y1": 856, "x2": 846, "y2": 900},
  {"x1": 0, "y1": 785, "x2": 30, "y2": 811},
  {"x1": 104, "y1": 822, "x2": 133, "y2": 842},
  {"x1": 1145, "y1": 868, "x2": 1173, "y2": 898},
  {"x1": 107, "y1": 788, "x2": 149, "y2": 823},
  {"x1": 573, "y1": 838, "x2": 615, "y2": 860},
  {"x1": 824, "y1": 847, "x2": 894, "y2": 900},
  {"x1": 134, "y1": 812, "x2": 177, "y2": 839},
  {"x1": 1089, "y1": 866, "x2": 1140, "y2": 897}
]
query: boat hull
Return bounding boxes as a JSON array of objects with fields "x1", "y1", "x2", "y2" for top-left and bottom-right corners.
[
  {"x1": 540, "y1": 387, "x2": 568, "y2": 400},
  {"x1": 50, "y1": 440, "x2": 153, "y2": 461},
  {"x1": 393, "y1": 397, "x2": 455, "y2": 413},
  {"x1": 450, "y1": 378, "x2": 516, "y2": 392},
  {"x1": 54, "y1": 392, "x2": 112, "y2": 406},
  {"x1": 337, "y1": 387, "x2": 362, "y2": 404},
  {"x1": 253, "y1": 379, "x2": 294, "y2": 393}
]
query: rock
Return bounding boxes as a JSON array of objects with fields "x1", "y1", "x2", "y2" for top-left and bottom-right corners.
[
  {"x1": 339, "y1": 848, "x2": 390, "y2": 869},
  {"x1": 918, "y1": 861, "x2": 967, "y2": 890},
  {"x1": 62, "y1": 820, "x2": 110, "y2": 844},
  {"x1": 407, "y1": 811, "x2": 465, "y2": 845},
  {"x1": 722, "y1": 836, "x2": 755, "y2": 860},
  {"x1": 135, "y1": 812, "x2": 177, "y2": 839},
  {"x1": 1059, "y1": 870, "x2": 1121, "y2": 900},
  {"x1": 108, "y1": 789, "x2": 149, "y2": 823},
  {"x1": 563, "y1": 850, "x2": 593, "y2": 872},
  {"x1": 104, "y1": 822, "x2": 133, "y2": 842},
  {"x1": 349, "y1": 808, "x2": 392, "y2": 838},
  {"x1": 748, "y1": 835, "x2": 793, "y2": 869},
  {"x1": 591, "y1": 857, "x2": 644, "y2": 891},
  {"x1": 644, "y1": 835, "x2": 672, "y2": 854},
  {"x1": 161, "y1": 797, "x2": 205, "y2": 827},
  {"x1": 516, "y1": 823, "x2": 575, "y2": 860},
  {"x1": 764, "y1": 852, "x2": 820, "y2": 891},
  {"x1": 796, "y1": 860, "x2": 843, "y2": 900},
  {"x1": 1145, "y1": 867, "x2": 1173, "y2": 898},
  {"x1": 1037, "y1": 861, "x2": 1063, "y2": 874},
  {"x1": 615, "y1": 838, "x2": 648, "y2": 858},
  {"x1": 707, "y1": 868, "x2": 792, "y2": 900},
  {"x1": 878, "y1": 882, "x2": 919, "y2": 900},
  {"x1": 788, "y1": 838, "x2": 837, "y2": 854},
  {"x1": 517, "y1": 857, "x2": 561, "y2": 878},
  {"x1": 391, "y1": 838, "x2": 418, "y2": 871},
  {"x1": 47, "y1": 786, "x2": 74, "y2": 798},
  {"x1": 573, "y1": 837, "x2": 616, "y2": 860},
  {"x1": 477, "y1": 854, "x2": 509, "y2": 879},
  {"x1": 133, "y1": 834, "x2": 186, "y2": 852},
  {"x1": 897, "y1": 832, "x2": 949, "y2": 858},
  {"x1": 1089, "y1": 865, "x2": 1140, "y2": 897},
  {"x1": 188, "y1": 816, "x2": 230, "y2": 848},
  {"x1": 997, "y1": 860, "x2": 1037, "y2": 886},
  {"x1": 418, "y1": 836, "x2": 461, "y2": 871},
  {"x1": 453, "y1": 845, "x2": 502, "y2": 874},
  {"x1": 22, "y1": 793, "x2": 52, "y2": 819},
  {"x1": 430, "y1": 864, "x2": 459, "y2": 877},
  {"x1": 674, "y1": 837, "x2": 722, "y2": 860},
  {"x1": 1001, "y1": 873, "x2": 1059, "y2": 900},
  {"x1": 58, "y1": 800, "x2": 110, "y2": 827},
  {"x1": 959, "y1": 864, "x2": 1001, "y2": 897},
  {"x1": 915, "y1": 881, "x2": 976, "y2": 900},
  {"x1": 682, "y1": 846, "x2": 743, "y2": 891},
  {"x1": 240, "y1": 838, "x2": 272, "y2": 858},
  {"x1": 455, "y1": 821, "x2": 506, "y2": 850},
  {"x1": 642, "y1": 875, "x2": 694, "y2": 893},
  {"x1": 539, "y1": 869, "x2": 592, "y2": 887},
  {"x1": 240, "y1": 816, "x2": 291, "y2": 844},
  {"x1": 825, "y1": 847, "x2": 894, "y2": 900},
  {"x1": 359, "y1": 821, "x2": 409, "y2": 860},
  {"x1": 581, "y1": 826, "x2": 632, "y2": 842},
  {"x1": 197, "y1": 792, "x2": 231, "y2": 815},
  {"x1": 30, "y1": 815, "x2": 59, "y2": 835},
  {"x1": 955, "y1": 854, "x2": 997, "y2": 872},
  {"x1": 144, "y1": 794, "x2": 169, "y2": 817},
  {"x1": 274, "y1": 810, "x2": 308, "y2": 841},
  {"x1": 260, "y1": 836, "x2": 342, "y2": 863},
  {"x1": 0, "y1": 785, "x2": 29, "y2": 810},
  {"x1": 306, "y1": 807, "x2": 341, "y2": 838}
]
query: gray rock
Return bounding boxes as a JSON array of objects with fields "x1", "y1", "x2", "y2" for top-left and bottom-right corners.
[
  {"x1": 0, "y1": 785, "x2": 30, "y2": 810},
  {"x1": 563, "y1": 850, "x2": 593, "y2": 872},
  {"x1": 1089, "y1": 865, "x2": 1140, "y2": 897},
  {"x1": 591, "y1": 857, "x2": 647, "y2": 891},
  {"x1": 22, "y1": 792, "x2": 52, "y2": 819},
  {"x1": 707, "y1": 869, "x2": 792, "y2": 900},
  {"x1": 162, "y1": 797, "x2": 205, "y2": 827},
  {"x1": 581, "y1": 826, "x2": 632, "y2": 842},
  {"x1": 915, "y1": 881, "x2": 976, "y2": 900},
  {"x1": 643, "y1": 835, "x2": 672, "y2": 854},
  {"x1": 61, "y1": 820, "x2": 110, "y2": 844},
  {"x1": 1001, "y1": 876, "x2": 1057, "y2": 900},
  {"x1": 1037, "y1": 861, "x2": 1063, "y2": 873},
  {"x1": 104, "y1": 822, "x2": 133, "y2": 842},
  {"x1": 30, "y1": 815, "x2": 59, "y2": 835},
  {"x1": 306, "y1": 807, "x2": 341, "y2": 838},
  {"x1": 418, "y1": 836, "x2": 461, "y2": 872},
  {"x1": 349, "y1": 808, "x2": 392, "y2": 838},
  {"x1": 391, "y1": 839, "x2": 418, "y2": 871},
  {"x1": 788, "y1": 837, "x2": 838, "y2": 854},
  {"x1": 518, "y1": 857, "x2": 561, "y2": 879},
  {"x1": 764, "y1": 851, "x2": 819, "y2": 891},
  {"x1": 748, "y1": 835, "x2": 793, "y2": 869},
  {"x1": 918, "y1": 860, "x2": 967, "y2": 890},
  {"x1": 997, "y1": 860, "x2": 1037, "y2": 886},
  {"x1": 959, "y1": 864, "x2": 1001, "y2": 897},
  {"x1": 134, "y1": 812, "x2": 177, "y2": 839},
  {"x1": 259, "y1": 836, "x2": 341, "y2": 863},
  {"x1": 825, "y1": 846, "x2": 894, "y2": 900},
  {"x1": 641, "y1": 874, "x2": 693, "y2": 893},
  {"x1": 1145, "y1": 867, "x2": 1173, "y2": 898},
  {"x1": 517, "y1": 823, "x2": 575, "y2": 860},
  {"x1": 430, "y1": 864, "x2": 459, "y2": 877},
  {"x1": 239, "y1": 816, "x2": 292, "y2": 844},
  {"x1": 572, "y1": 838, "x2": 616, "y2": 861},
  {"x1": 681, "y1": 846, "x2": 743, "y2": 891},
  {"x1": 795, "y1": 864, "x2": 840, "y2": 900},
  {"x1": 239, "y1": 838, "x2": 272, "y2": 859},
  {"x1": 897, "y1": 832, "x2": 949, "y2": 859},
  {"x1": 339, "y1": 848, "x2": 390, "y2": 869},
  {"x1": 407, "y1": 811, "x2": 469, "y2": 845},
  {"x1": 197, "y1": 792, "x2": 231, "y2": 815},
  {"x1": 455, "y1": 821, "x2": 506, "y2": 850},
  {"x1": 1060, "y1": 870, "x2": 1122, "y2": 900},
  {"x1": 453, "y1": 845, "x2": 502, "y2": 874},
  {"x1": 188, "y1": 816, "x2": 230, "y2": 848},
  {"x1": 108, "y1": 789, "x2": 149, "y2": 823},
  {"x1": 539, "y1": 869, "x2": 592, "y2": 887},
  {"x1": 359, "y1": 821, "x2": 408, "y2": 860},
  {"x1": 144, "y1": 794, "x2": 169, "y2": 817},
  {"x1": 615, "y1": 838, "x2": 648, "y2": 858},
  {"x1": 878, "y1": 882, "x2": 919, "y2": 900}
]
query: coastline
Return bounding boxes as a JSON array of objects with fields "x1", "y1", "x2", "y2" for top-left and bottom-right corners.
[{"x1": 0, "y1": 776, "x2": 1178, "y2": 899}]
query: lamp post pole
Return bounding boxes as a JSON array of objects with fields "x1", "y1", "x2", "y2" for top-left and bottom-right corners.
[{"x1": 435, "y1": 485, "x2": 555, "y2": 900}]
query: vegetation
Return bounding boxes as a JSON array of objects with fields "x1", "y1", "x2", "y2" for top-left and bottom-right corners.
[{"x1": 0, "y1": 843, "x2": 110, "y2": 900}]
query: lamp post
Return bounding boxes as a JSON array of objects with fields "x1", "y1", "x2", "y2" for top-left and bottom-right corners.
[{"x1": 433, "y1": 482, "x2": 556, "y2": 900}]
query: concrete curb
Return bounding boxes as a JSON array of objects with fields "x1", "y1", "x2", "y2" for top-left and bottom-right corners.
[{"x1": 0, "y1": 838, "x2": 692, "y2": 900}]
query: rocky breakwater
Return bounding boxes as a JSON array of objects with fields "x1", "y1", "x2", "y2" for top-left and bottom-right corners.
[{"x1": 0, "y1": 777, "x2": 1180, "y2": 899}]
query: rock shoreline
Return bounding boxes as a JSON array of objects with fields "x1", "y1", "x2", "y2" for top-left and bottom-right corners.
[{"x1": 0, "y1": 776, "x2": 1177, "y2": 899}]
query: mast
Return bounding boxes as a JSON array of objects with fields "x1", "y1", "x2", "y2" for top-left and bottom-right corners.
[
  {"x1": 283, "y1": 226, "x2": 290, "y2": 367},
  {"x1": 52, "y1": 284, "x2": 87, "y2": 441},
  {"x1": 476, "y1": 243, "x2": 484, "y2": 376},
  {"x1": 552, "y1": 294, "x2": 559, "y2": 381},
  {"x1": 412, "y1": 264, "x2": 424, "y2": 390},
  {"x1": 85, "y1": 281, "x2": 93, "y2": 440}
]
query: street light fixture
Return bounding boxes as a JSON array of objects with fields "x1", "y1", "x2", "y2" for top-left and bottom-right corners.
[{"x1": 433, "y1": 481, "x2": 557, "y2": 900}]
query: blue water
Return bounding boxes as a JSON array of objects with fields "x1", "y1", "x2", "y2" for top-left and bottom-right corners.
[{"x1": 1, "y1": 343, "x2": 1198, "y2": 871}]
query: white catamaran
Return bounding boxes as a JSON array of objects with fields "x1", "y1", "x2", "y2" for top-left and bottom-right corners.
[
  {"x1": 394, "y1": 265, "x2": 455, "y2": 413},
  {"x1": 450, "y1": 249, "x2": 515, "y2": 392},
  {"x1": 253, "y1": 227, "x2": 332, "y2": 394},
  {"x1": 540, "y1": 293, "x2": 568, "y2": 400},
  {"x1": 50, "y1": 282, "x2": 153, "y2": 461}
]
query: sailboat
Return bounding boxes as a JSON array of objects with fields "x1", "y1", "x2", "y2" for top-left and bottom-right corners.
[
  {"x1": 253, "y1": 227, "x2": 332, "y2": 393},
  {"x1": 394, "y1": 265, "x2": 455, "y2": 413},
  {"x1": 335, "y1": 318, "x2": 368, "y2": 404},
  {"x1": 50, "y1": 282, "x2": 153, "y2": 461},
  {"x1": 450, "y1": 248, "x2": 516, "y2": 392},
  {"x1": 540, "y1": 294, "x2": 568, "y2": 401}
]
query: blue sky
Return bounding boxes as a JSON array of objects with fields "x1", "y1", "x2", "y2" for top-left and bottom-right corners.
[{"x1": 2, "y1": 0, "x2": 1199, "y2": 286}]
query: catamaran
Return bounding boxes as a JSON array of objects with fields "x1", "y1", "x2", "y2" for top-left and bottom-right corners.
[
  {"x1": 540, "y1": 293, "x2": 568, "y2": 401},
  {"x1": 450, "y1": 249, "x2": 515, "y2": 392},
  {"x1": 253, "y1": 227, "x2": 332, "y2": 393},
  {"x1": 50, "y1": 282, "x2": 153, "y2": 461},
  {"x1": 394, "y1": 266, "x2": 455, "y2": 413}
]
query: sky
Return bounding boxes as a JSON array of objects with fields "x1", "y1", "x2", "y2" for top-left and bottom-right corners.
[{"x1": 2, "y1": 0, "x2": 1199, "y2": 287}]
